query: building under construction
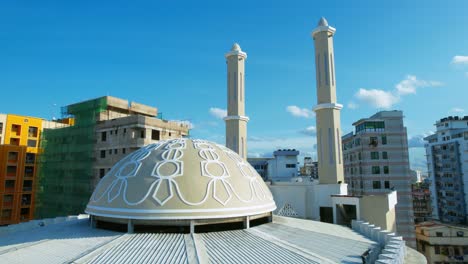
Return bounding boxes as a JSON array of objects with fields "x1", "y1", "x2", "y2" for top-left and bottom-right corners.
[{"x1": 35, "y1": 96, "x2": 190, "y2": 219}]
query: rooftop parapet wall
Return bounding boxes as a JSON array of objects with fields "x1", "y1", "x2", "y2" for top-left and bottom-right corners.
[{"x1": 352, "y1": 220, "x2": 406, "y2": 264}]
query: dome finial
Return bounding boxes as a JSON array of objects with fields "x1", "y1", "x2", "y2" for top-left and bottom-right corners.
[
  {"x1": 231, "y1": 43, "x2": 241, "y2": 51},
  {"x1": 318, "y1": 17, "x2": 328, "y2": 27}
]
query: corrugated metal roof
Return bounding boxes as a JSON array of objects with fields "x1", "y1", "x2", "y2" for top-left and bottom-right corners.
[{"x1": 0, "y1": 216, "x2": 381, "y2": 264}]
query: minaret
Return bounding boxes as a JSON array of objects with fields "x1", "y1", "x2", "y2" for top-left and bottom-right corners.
[
  {"x1": 224, "y1": 43, "x2": 249, "y2": 159},
  {"x1": 312, "y1": 18, "x2": 344, "y2": 184}
]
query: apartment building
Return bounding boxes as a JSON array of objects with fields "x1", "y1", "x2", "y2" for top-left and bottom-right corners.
[
  {"x1": 342, "y1": 110, "x2": 416, "y2": 247},
  {"x1": 0, "y1": 114, "x2": 67, "y2": 225},
  {"x1": 424, "y1": 116, "x2": 468, "y2": 225},
  {"x1": 413, "y1": 180, "x2": 433, "y2": 224},
  {"x1": 36, "y1": 96, "x2": 190, "y2": 218},
  {"x1": 416, "y1": 222, "x2": 468, "y2": 263}
]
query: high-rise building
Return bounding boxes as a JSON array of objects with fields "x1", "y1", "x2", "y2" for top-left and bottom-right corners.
[
  {"x1": 342, "y1": 110, "x2": 416, "y2": 247},
  {"x1": 36, "y1": 96, "x2": 190, "y2": 218},
  {"x1": 424, "y1": 116, "x2": 468, "y2": 225},
  {"x1": 0, "y1": 114, "x2": 67, "y2": 225},
  {"x1": 412, "y1": 180, "x2": 433, "y2": 223},
  {"x1": 224, "y1": 43, "x2": 248, "y2": 159}
]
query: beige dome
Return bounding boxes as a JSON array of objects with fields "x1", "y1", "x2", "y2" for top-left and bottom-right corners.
[{"x1": 86, "y1": 139, "x2": 276, "y2": 222}]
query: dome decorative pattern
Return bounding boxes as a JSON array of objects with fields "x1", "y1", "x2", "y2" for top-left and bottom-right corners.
[{"x1": 86, "y1": 138, "x2": 276, "y2": 220}]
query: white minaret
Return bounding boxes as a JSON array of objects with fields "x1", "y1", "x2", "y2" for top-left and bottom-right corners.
[
  {"x1": 312, "y1": 18, "x2": 344, "y2": 184},
  {"x1": 224, "y1": 43, "x2": 249, "y2": 159}
]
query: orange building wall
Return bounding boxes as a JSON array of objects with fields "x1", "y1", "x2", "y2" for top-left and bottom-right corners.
[
  {"x1": 0, "y1": 114, "x2": 41, "y2": 225},
  {"x1": 4, "y1": 114, "x2": 43, "y2": 154},
  {"x1": 0, "y1": 145, "x2": 35, "y2": 225}
]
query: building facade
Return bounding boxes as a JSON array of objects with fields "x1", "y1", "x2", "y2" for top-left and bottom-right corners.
[
  {"x1": 424, "y1": 116, "x2": 468, "y2": 225},
  {"x1": 248, "y1": 149, "x2": 299, "y2": 182},
  {"x1": 342, "y1": 110, "x2": 416, "y2": 246},
  {"x1": 413, "y1": 180, "x2": 433, "y2": 224},
  {"x1": 36, "y1": 96, "x2": 190, "y2": 219},
  {"x1": 0, "y1": 114, "x2": 66, "y2": 225},
  {"x1": 300, "y1": 157, "x2": 318, "y2": 179},
  {"x1": 416, "y1": 222, "x2": 468, "y2": 263}
]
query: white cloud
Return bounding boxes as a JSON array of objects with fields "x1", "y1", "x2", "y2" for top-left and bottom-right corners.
[
  {"x1": 286, "y1": 105, "x2": 314, "y2": 118},
  {"x1": 209, "y1": 107, "x2": 227, "y2": 119},
  {"x1": 355, "y1": 88, "x2": 399, "y2": 109},
  {"x1": 395, "y1": 75, "x2": 442, "y2": 95},
  {"x1": 299, "y1": 126, "x2": 316, "y2": 136},
  {"x1": 452, "y1": 55, "x2": 468, "y2": 64},
  {"x1": 408, "y1": 132, "x2": 434, "y2": 148},
  {"x1": 355, "y1": 75, "x2": 442, "y2": 109},
  {"x1": 347, "y1": 102, "x2": 358, "y2": 109},
  {"x1": 451, "y1": 107, "x2": 464, "y2": 113}
]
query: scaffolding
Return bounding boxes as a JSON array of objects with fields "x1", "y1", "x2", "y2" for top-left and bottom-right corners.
[{"x1": 35, "y1": 97, "x2": 107, "y2": 218}]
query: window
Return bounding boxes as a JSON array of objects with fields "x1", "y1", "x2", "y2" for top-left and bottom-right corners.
[
  {"x1": 28, "y1": 126, "x2": 38, "y2": 137},
  {"x1": 123, "y1": 128, "x2": 127, "y2": 134},
  {"x1": 27, "y1": 139, "x2": 37, "y2": 147},
  {"x1": 435, "y1": 245, "x2": 440, "y2": 254},
  {"x1": 6, "y1": 166, "x2": 17, "y2": 177},
  {"x1": 22, "y1": 180, "x2": 32, "y2": 191},
  {"x1": 11, "y1": 124, "x2": 21, "y2": 136},
  {"x1": 108, "y1": 149, "x2": 112, "y2": 155},
  {"x1": 436, "y1": 232, "x2": 443, "y2": 237},
  {"x1": 384, "y1": 166, "x2": 389, "y2": 174},
  {"x1": 122, "y1": 148, "x2": 126, "y2": 154},
  {"x1": 369, "y1": 136, "x2": 378, "y2": 147},
  {"x1": 355, "y1": 138, "x2": 361, "y2": 146},
  {"x1": 7, "y1": 152, "x2": 18, "y2": 162},
  {"x1": 151, "y1": 130, "x2": 160, "y2": 140},
  {"x1": 101, "y1": 131, "x2": 107, "y2": 142},
  {"x1": 381, "y1": 135, "x2": 387, "y2": 145},
  {"x1": 25, "y1": 153, "x2": 35, "y2": 164},
  {"x1": 10, "y1": 138, "x2": 20, "y2": 146},
  {"x1": 100, "y1": 150, "x2": 106, "y2": 158},
  {"x1": 99, "y1": 169, "x2": 106, "y2": 179},
  {"x1": 382, "y1": 151, "x2": 388, "y2": 159},
  {"x1": 371, "y1": 152, "x2": 379, "y2": 160},
  {"x1": 456, "y1": 231, "x2": 464, "y2": 237},
  {"x1": 372, "y1": 166, "x2": 380, "y2": 174},
  {"x1": 24, "y1": 166, "x2": 34, "y2": 178},
  {"x1": 384, "y1": 181, "x2": 390, "y2": 189},
  {"x1": 114, "y1": 149, "x2": 118, "y2": 154},
  {"x1": 286, "y1": 164, "x2": 296, "y2": 168},
  {"x1": 359, "y1": 166, "x2": 363, "y2": 174},
  {"x1": 373, "y1": 181, "x2": 381, "y2": 189},
  {"x1": 358, "y1": 152, "x2": 362, "y2": 160},
  {"x1": 140, "y1": 130, "x2": 145, "y2": 139}
]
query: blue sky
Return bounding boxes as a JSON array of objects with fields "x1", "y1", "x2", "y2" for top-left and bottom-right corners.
[{"x1": 1, "y1": 1, "x2": 468, "y2": 171}]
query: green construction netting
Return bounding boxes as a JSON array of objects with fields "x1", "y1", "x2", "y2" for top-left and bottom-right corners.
[{"x1": 35, "y1": 97, "x2": 107, "y2": 218}]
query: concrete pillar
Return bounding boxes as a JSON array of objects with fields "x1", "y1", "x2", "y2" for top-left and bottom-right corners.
[
  {"x1": 190, "y1": 220, "x2": 195, "y2": 234},
  {"x1": 244, "y1": 216, "x2": 250, "y2": 229},
  {"x1": 127, "y1": 219, "x2": 134, "y2": 233}
]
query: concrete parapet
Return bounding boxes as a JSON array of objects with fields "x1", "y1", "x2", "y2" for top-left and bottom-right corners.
[{"x1": 352, "y1": 219, "x2": 406, "y2": 264}]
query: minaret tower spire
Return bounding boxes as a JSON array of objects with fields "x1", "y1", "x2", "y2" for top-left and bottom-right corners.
[
  {"x1": 312, "y1": 17, "x2": 344, "y2": 184},
  {"x1": 224, "y1": 43, "x2": 249, "y2": 159}
]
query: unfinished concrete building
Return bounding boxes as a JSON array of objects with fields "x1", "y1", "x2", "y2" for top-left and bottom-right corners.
[{"x1": 36, "y1": 96, "x2": 190, "y2": 218}]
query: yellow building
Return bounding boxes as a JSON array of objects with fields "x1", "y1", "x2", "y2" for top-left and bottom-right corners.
[
  {"x1": 416, "y1": 221, "x2": 468, "y2": 263},
  {"x1": 0, "y1": 114, "x2": 44, "y2": 225}
]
